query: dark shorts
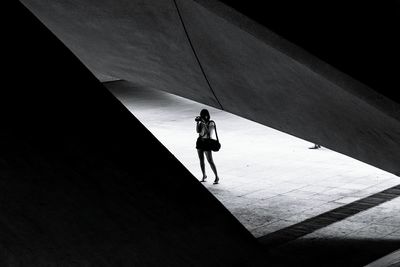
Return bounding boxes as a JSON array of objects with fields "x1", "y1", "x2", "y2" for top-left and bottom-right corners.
[{"x1": 196, "y1": 137, "x2": 211, "y2": 151}]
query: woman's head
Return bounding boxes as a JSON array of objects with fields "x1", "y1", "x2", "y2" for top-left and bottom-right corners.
[{"x1": 200, "y1": 109, "x2": 210, "y2": 122}]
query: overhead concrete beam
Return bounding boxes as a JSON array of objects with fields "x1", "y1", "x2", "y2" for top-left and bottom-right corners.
[
  {"x1": 20, "y1": 0, "x2": 400, "y2": 175},
  {"x1": 20, "y1": 0, "x2": 220, "y2": 108}
]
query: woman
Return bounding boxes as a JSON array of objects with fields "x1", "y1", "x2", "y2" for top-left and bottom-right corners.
[{"x1": 195, "y1": 109, "x2": 220, "y2": 184}]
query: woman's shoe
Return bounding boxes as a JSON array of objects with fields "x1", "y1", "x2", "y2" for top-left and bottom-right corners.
[
  {"x1": 201, "y1": 176, "x2": 207, "y2": 182},
  {"x1": 213, "y1": 178, "x2": 219, "y2": 184}
]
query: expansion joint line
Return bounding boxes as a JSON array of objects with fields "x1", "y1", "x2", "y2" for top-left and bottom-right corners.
[{"x1": 172, "y1": 0, "x2": 224, "y2": 111}]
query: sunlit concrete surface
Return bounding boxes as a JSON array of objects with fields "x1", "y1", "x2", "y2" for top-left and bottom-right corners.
[
  {"x1": 106, "y1": 80, "x2": 399, "y2": 238},
  {"x1": 305, "y1": 197, "x2": 400, "y2": 240},
  {"x1": 266, "y1": 196, "x2": 400, "y2": 266}
]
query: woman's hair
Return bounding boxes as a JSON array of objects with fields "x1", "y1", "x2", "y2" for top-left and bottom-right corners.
[{"x1": 200, "y1": 109, "x2": 210, "y2": 122}]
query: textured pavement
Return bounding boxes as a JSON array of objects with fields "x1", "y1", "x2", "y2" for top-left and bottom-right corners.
[{"x1": 106, "y1": 80, "x2": 399, "y2": 242}]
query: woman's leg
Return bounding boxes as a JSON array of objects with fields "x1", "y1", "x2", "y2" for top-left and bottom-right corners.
[
  {"x1": 205, "y1": 151, "x2": 219, "y2": 184},
  {"x1": 197, "y1": 149, "x2": 207, "y2": 181}
]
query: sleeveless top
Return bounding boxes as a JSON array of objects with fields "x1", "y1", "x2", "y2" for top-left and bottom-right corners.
[{"x1": 198, "y1": 121, "x2": 215, "y2": 139}]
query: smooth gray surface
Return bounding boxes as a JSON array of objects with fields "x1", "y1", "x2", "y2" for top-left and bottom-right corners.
[
  {"x1": 20, "y1": 0, "x2": 400, "y2": 175},
  {"x1": 191, "y1": 0, "x2": 400, "y2": 121},
  {"x1": 21, "y1": 0, "x2": 219, "y2": 107}
]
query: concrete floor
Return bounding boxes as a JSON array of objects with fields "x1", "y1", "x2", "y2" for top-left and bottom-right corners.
[
  {"x1": 106, "y1": 81, "x2": 399, "y2": 241},
  {"x1": 304, "y1": 196, "x2": 400, "y2": 240}
]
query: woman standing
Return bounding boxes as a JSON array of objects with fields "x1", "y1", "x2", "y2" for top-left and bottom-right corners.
[{"x1": 195, "y1": 109, "x2": 220, "y2": 184}]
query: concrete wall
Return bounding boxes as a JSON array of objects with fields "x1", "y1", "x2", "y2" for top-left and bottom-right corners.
[
  {"x1": 20, "y1": 0, "x2": 219, "y2": 107},
  {"x1": 216, "y1": 0, "x2": 400, "y2": 105},
  {"x1": 1, "y1": 3, "x2": 263, "y2": 265},
  {"x1": 20, "y1": 0, "x2": 400, "y2": 175}
]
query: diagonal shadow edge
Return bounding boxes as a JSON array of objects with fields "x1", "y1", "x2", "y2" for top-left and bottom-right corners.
[{"x1": 258, "y1": 184, "x2": 400, "y2": 248}]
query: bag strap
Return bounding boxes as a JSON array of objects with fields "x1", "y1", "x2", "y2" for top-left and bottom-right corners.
[{"x1": 210, "y1": 120, "x2": 219, "y2": 142}]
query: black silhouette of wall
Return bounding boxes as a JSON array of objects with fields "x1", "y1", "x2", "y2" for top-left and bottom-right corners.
[{"x1": 0, "y1": 3, "x2": 262, "y2": 265}]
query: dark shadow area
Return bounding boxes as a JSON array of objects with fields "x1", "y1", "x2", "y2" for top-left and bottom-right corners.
[
  {"x1": 264, "y1": 237, "x2": 400, "y2": 267},
  {"x1": 218, "y1": 0, "x2": 400, "y2": 104}
]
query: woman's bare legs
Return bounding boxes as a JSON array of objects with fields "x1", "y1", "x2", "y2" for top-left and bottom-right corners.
[
  {"x1": 205, "y1": 151, "x2": 219, "y2": 184},
  {"x1": 197, "y1": 149, "x2": 207, "y2": 181}
]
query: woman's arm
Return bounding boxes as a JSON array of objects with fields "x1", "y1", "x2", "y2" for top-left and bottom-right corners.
[
  {"x1": 208, "y1": 121, "x2": 215, "y2": 138},
  {"x1": 196, "y1": 121, "x2": 202, "y2": 133}
]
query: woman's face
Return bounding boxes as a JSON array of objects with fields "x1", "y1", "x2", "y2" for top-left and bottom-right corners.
[{"x1": 202, "y1": 114, "x2": 209, "y2": 121}]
